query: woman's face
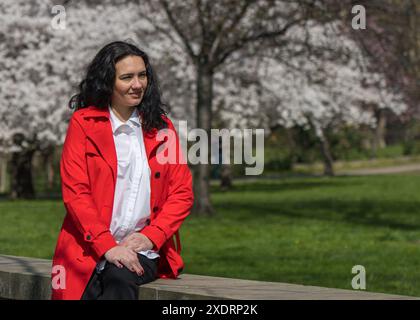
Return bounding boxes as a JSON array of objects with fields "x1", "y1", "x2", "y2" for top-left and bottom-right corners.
[{"x1": 111, "y1": 55, "x2": 148, "y2": 108}]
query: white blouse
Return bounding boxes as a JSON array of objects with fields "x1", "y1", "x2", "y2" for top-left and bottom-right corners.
[{"x1": 96, "y1": 106, "x2": 159, "y2": 272}]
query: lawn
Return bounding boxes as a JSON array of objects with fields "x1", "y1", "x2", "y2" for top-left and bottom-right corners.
[{"x1": 1, "y1": 174, "x2": 420, "y2": 297}]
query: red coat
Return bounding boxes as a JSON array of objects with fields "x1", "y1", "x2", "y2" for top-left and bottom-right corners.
[{"x1": 51, "y1": 106, "x2": 194, "y2": 300}]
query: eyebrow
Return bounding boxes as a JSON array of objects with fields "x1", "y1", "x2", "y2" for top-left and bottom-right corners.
[{"x1": 119, "y1": 70, "x2": 147, "y2": 77}]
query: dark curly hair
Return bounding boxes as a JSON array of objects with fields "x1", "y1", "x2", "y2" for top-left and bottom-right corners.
[{"x1": 69, "y1": 40, "x2": 168, "y2": 132}]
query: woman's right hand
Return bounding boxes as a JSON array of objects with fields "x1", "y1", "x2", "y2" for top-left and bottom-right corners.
[{"x1": 104, "y1": 246, "x2": 144, "y2": 276}]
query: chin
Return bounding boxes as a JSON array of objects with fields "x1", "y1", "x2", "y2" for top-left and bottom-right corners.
[{"x1": 127, "y1": 99, "x2": 142, "y2": 106}]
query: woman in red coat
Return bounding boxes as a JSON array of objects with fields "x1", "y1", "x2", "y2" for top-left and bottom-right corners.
[{"x1": 51, "y1": 41, "x2": 194, "y2": 300}]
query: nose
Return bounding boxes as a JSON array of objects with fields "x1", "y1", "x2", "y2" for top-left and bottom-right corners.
[{"x1": 131, "y1": 76, "x2": 142, "y2": 90}]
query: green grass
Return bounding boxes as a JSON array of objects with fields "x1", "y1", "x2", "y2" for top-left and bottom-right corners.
[
  {"x1": 375, "y1": 144, "x2": 405, "y2": 158},
  {"x1": 0, "y1": 200, "x2": 64, "y2": 258},
  {"x1": 261, "y1": 143, "x2": 420, "y2": 176},
  {"x1": 2, "y1": 175, "x2": 420, "y2": 297},
  {"x1": 292, "y1": 155, "x2": 420, "y2": 175}
]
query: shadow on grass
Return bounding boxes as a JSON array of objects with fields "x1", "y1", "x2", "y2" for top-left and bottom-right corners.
[
  {"x1": 211, "y1": 178, "x2": 361, "y2": 194},
  {"x1": 215, "y1": 198, "x2": 420, "y2": 231},
  {"x1": 209, "y1": 175, "x2": 420, "y2": 230}
]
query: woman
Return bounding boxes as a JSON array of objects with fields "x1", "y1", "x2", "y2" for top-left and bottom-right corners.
[{"x1": 51, "y1": 41, "x2": 194, "y2": 300}]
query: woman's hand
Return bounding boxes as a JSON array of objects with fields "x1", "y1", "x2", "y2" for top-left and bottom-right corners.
[
  {"x1": 120, "y1": 233, "x2": 154, "y2": 252},
  {"x1": 104, "y1": 246, "x2": 144, "y2": 276}
]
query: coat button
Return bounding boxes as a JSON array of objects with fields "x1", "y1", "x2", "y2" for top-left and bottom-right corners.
[
  {"x1": 153, "y1": 206, "x2": 159, "y2": 213},
  {"x1": 155, "y1": 172, "x2": 160, "y2": 179}
]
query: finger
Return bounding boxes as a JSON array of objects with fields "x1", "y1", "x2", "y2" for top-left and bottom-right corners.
[
  {"x1": 127, "y1": 255, "x2": 144, "y2": 276},
  {"x1": 134, "y1": 244, "x2": 146, "y2": 252},
  {"x1": 125, "y1": 260, "x2": 142, "y2": 275},
  {"x1": 133, "y1": 259, "x2": 144, "y2": 276},
  {"x1": 120, "y1": 256, "x2": 133, "y2": 271},
  {"x1": 133, "y1": 264, "x2": 144, "y2": 276},
  {"x1": 126, "y1": 241, "x2": 138, "y2": 249},
  {"x1": 128, "y1": 250, "x2": 138, "y2": 259},
  {"x1": 133, "y1": 243, "x2": 146, "y2": 252},
  {"x1": 112, "y1": 257, "x2": 124, "y2": 269},
  {"x1": 121, "y1": 259, "x2": 132, "y2": 271},
  {"x1": 122, "y1": 240, "x2": 136, "y2": 250},
  {"x1": 122, "y1": 253, "x2": 140, "y2": 272},
  {"x1": 131, "y1": 265, "x2": 142, "y2": 275}
]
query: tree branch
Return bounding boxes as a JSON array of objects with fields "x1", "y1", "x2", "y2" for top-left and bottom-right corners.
[
  {"x1": 215, "y1": 16, "x2": 306, "y2": 68},
  {"x1": 140, "y1": 2, "x2": 185, "y2": 53},
  {"x1": 159, "y1": 0, "x2": 198, "y2": 60},
  {"x1": 194, "y1": 0, "x2": 207, "y2": 52},
  {"x1": 209, "y1": 0, "x2": 257, "y2": 63}
]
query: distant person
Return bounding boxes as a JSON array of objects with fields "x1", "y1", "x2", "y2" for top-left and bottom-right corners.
[{"x1": 51, "y1": 41, "x2": 193, "y2": 300}]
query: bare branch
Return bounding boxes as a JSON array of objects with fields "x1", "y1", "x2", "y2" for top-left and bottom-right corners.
[
  {"x1": 139, "y1": 2, "x2": 185, "y2": 52},
  {"x1": 214, "y1": 16, "x2": 306, "y2": 68},
  {"x1": 209, "y1": 0, "x2": 257, "y2": 62},
  {"x1": 194, "y1": 0, "x2": 207, "y2": 50},
  {"x1": 158, "y1": 0, "x2": 198, "y2": 60}
]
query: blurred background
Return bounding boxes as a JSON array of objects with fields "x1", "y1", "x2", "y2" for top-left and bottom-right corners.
[{"x1": 1, "y1": 0, "x2": 420, "y2": 297}]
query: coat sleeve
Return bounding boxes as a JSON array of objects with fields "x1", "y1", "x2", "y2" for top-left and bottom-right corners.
[
  {"x1": 60, "y1": 114, "x2": 117, "y2": 260},
  {"x1": 140, "y1": 119, "x2": 194, "y2": 250}
]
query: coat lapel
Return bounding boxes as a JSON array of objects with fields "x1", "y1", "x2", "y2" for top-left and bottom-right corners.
[
  {"x1": 142, "y1": 128, "x2": 165, "y2": 160},
  {"x1": 81, "y1": 107, "x2": 117, "y2": 183},
  {"x1": 80, "y1": 106, "x2": 166, "y2": 183}
]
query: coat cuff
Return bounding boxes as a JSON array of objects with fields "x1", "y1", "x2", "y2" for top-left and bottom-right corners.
[
  {"x1": 90, "y1": 231, "x2": 118, "y2": 260},
  {"x1": 140, "y1": 225, "x2": 168, "y2": 251}
]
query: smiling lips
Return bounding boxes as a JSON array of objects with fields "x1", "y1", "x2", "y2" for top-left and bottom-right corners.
[{"x1": 129, "y1": 91, "x2": 142, "y2": 97}]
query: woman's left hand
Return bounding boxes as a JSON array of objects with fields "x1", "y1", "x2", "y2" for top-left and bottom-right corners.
[{"x1": 120, "y1": 233, "x2": 154, "y2": 252}]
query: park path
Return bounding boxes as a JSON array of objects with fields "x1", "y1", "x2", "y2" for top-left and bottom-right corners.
[
  {"x1": 340, "y1": 163, "x2": 420, "y2": 176},
  {"x1": 220, "y1": 162, "x2": 420, "y2": 184}
]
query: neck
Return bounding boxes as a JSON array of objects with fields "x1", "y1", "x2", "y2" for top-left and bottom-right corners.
[{"x1": 110, "y1": 104, "x2": 135, "y2": 122}]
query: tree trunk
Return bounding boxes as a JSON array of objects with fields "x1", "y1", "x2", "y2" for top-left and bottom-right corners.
[
  {"x1": 47, "y1": 155, "x2": 55, "y2": 190},
  {"x1": 285, "y1": 127, "x2": 297, "y2": 167},
  {"x1": 319, "y1": 135, "x2": 335, "y2": 176},
  {"x1": 42, "y1": 146, "x2": 55, "y2": 190},
  {"x1": 219, "y1": 133, "x2": 233, "y2": 190},
  {"x1": 371, "y1": 108, "x2": 387, "y2": 158},
  {"x1": 0, "y1": 153, "x2": 8, "y2": 193},
  {"x1": 192, "y1": 63, "x2": 214, "y2": 215},
  {"x1": 220, "y1": 164, "x2": 232, "y2": 190},
  {"x1": 10, "y1": 148, "x2": 36, "y2": 199}
]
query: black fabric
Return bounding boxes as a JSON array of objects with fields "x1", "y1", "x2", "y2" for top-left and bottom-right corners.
[{"x1": 81, "y1": 253, "x2": 159, "y2": 300}]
